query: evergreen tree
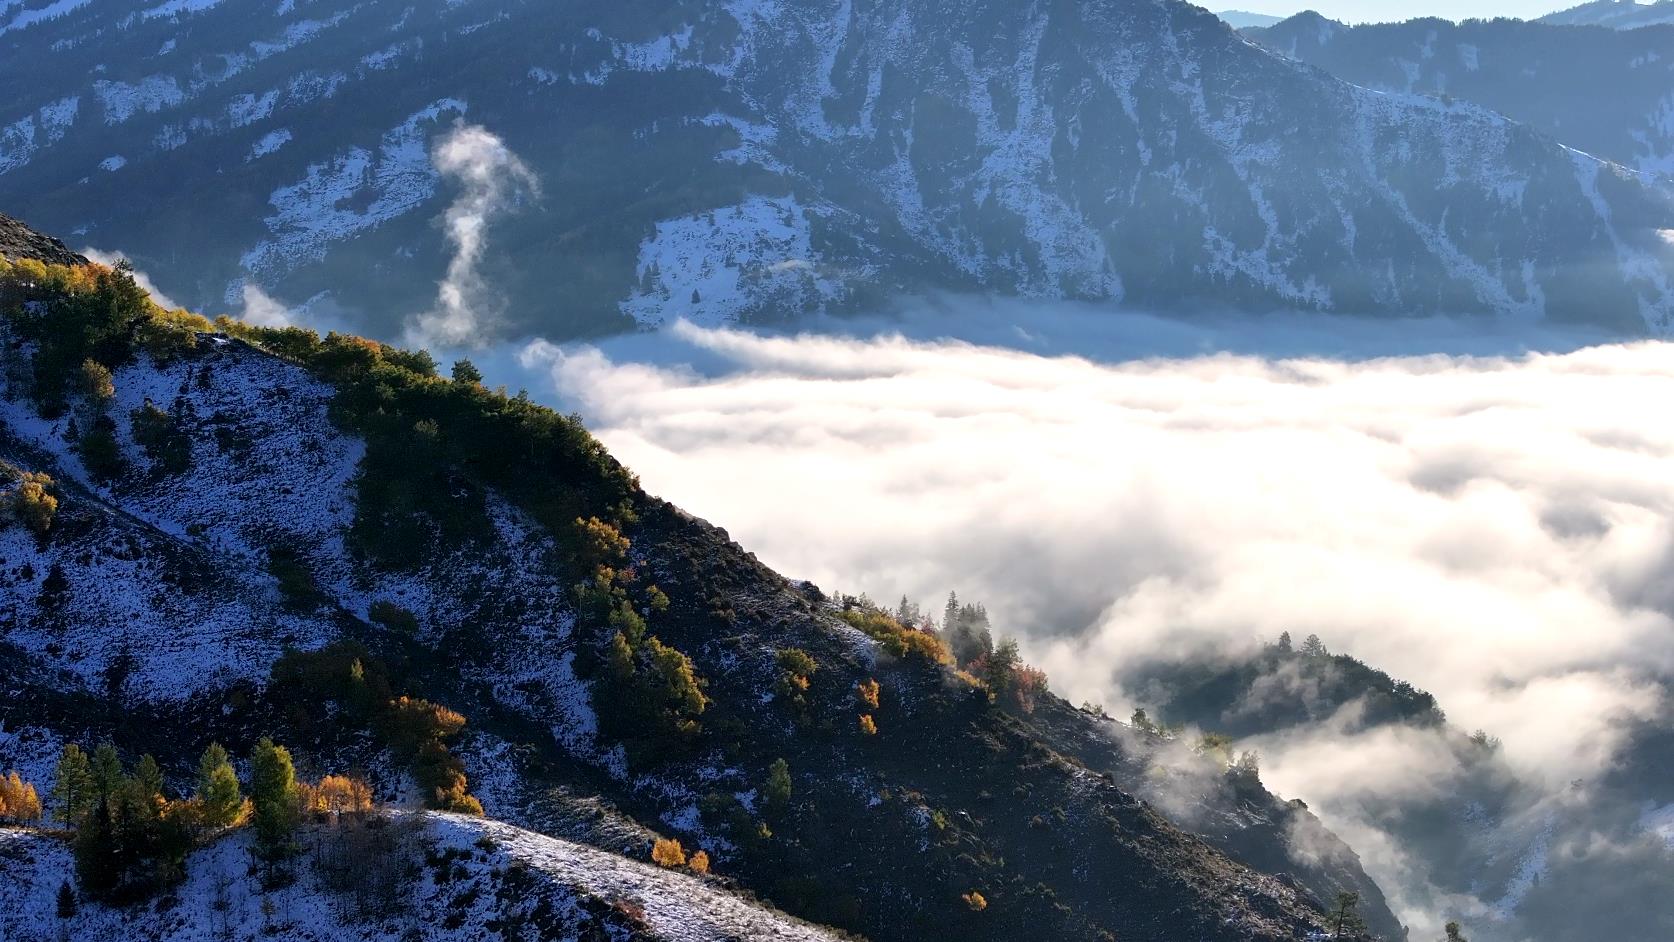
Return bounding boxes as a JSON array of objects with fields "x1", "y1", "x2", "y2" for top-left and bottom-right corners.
[
  {"x1": 55, "y1": 881, "x2": 76, "y2": 920},
  {"x1": 90, "y1": 742, "x2": 122, "y2": 801},
  {"x1": 763, "y1": 758, "x2": 792, "y2": 818},
  {"x1": 1443, "y1": 922, "x2": 1468, "y2": 942},
  {"x1": 1328, "y1": 891, "x2": 1367, "y2": 939},
  {"x1": 983, "y1": 637, "x2": 1022, "y2": 698},
  {"x1": 450, "y1": 359, "x2": 483, "y2": 385},
  {"x1": 134, "y1": 755, "x2": 164, "y2": 800},
  {"x1": 196, "y1": 743, "x2": 242, "y2": 830},
  {"x1": 51, "y1": 744, "x2": 95, "y2": 825},
  {"x1": 249, "y1": 738, "x2": 299, "y2": 862},
  {"x1": 1276, "y1": 630, "x2": 1293, "y2": 653},
  {"x1": 942, "y1": 592, "x2": 960, "y2": 634},
  {"x1": 1301, "y1": 633, "x2": 1327, "y2": 658}
]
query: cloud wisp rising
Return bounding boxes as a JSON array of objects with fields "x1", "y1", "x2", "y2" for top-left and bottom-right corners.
[{"x1": 406, "y1": 124, "x2": 538, "y2": 350}]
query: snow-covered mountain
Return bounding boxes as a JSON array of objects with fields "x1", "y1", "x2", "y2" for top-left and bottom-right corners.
[
  {"x1": 1537, "y1": 0, "x2": 1674, "y2": 28},
  {"x1": 1246, "y1": 13, "x2": 1674, "y2": 178},
  {"x1": 0, "y1": 0, "x2": 1671, "y2": 340},
  {"x1": 1216, "y1": 10, "x2": 1286, "y2": 28},
  {"x1": 0, "y1": 218, "x2": 1397, "y2": 940}
]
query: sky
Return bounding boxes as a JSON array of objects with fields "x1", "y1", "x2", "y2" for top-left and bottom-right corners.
[{"x1": 1221, "y1": 1, "x2": 1586, "y2": 23}]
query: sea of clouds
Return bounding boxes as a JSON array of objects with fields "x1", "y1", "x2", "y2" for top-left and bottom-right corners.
[{"x1": 511, "y1": 309, "x2": 1674, "y2": 936}]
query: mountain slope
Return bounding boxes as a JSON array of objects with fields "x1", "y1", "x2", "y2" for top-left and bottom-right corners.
[
  {"x1": 0, "y1": 812, "x2": 846, "y2": 942},
  {"x1": 0, "y1": 219, "x2": 1397, "y2": 940},
  {"x1": 1246, "y1": 13, "x2": 1674, "y2": 177},
  {"x1": 0, "y1": 0, "x2": 1671, "y2": 339}
]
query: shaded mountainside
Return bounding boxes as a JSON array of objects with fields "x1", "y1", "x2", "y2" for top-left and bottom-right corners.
[
  {"x1": 0, "y1": 0, "x2": 1672, "y2": 339},
  {"x1": 1246, "y1": 13, "x2": 1674, "y2": 177},
  {"x1": 1124, "y1": 637, "x2": 1674, "y2": 942},
  {"x1": 0, "y1": 218, "x2": 1399, "y2": 939}
]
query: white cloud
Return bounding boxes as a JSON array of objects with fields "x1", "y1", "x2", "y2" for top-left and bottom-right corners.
[
  {"x1": 519, "y1": 318, "x2": 1674, "y2": 935},
  {"x1": 80, "y1": 247, "x2": 181, "y2": 310},
  {"x1": 405, "y1": 123, "x2": 538, "y2": 349},
  {"x1": 238, "y1": 280, "x2": 293, "y2": 328}
]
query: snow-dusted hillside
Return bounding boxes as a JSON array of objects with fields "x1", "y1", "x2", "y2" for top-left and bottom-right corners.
[
  {"x1": 0, "y1": 229, "x2": 1384, "y2": 942},
  {"x1": 0, "y1": 0, "x2": 1671, "y2": 337},
  {"x1": 0, "y1": 813, "x2": 844, "y2": 942}
]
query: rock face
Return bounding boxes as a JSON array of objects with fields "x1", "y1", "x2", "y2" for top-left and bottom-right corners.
[
  {"x1": 1247, "y1": 13, "x2": 1674, "y2": 178},
  {"x1": 0, "y1": 214, "x2": 1399, "y2": 941},
  {"x1": 0, "y1": 212, "x2": 86, "y2": 266},
  {"x1": 0, "y1": 0, "x2": 1671, "y2": 339}
]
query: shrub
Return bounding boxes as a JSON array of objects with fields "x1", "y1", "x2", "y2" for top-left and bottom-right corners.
[
  {"x1": 858, "y1": 714, "x2": 877, "y2": 736},
  {"x1": 763, "y1": 759, "x2": 791, "y2": 817},
  {"x1": 130, "y1": 400, "x2": 191, "y2": 474},
  {"x1": 650, "y1": 837, "x2": 686, "y2": 868},
  {"x1": 0, "y1": 770, "x2": 42, "y2": 822},
  {"x1": 77, "y1": 419, "x2": 123, "y2": 480},
  {"x1": 837, "y1": 608, "x2": 954, "y2": 666},
  {"x1": 962, "y1": 891, "x2": 988, "y2": 912},
  {"x1": 77, "y1": 358, "x2": 114, "y2": 404},
  {"x1": 687, "y1": 849, "x2": 711, "y2": 874},
  {"x1": 775, "y1": 648, "x2": 817, "y2": 704},
  {"x1": 8, "y1": 471, "x2": 58, "y2": 535},
  {"x1": 856, "y1": 678, "x2": 880, "y2": 710},
  {"x1": 368, "y1": 600, "x2": 419, "y2": 635}
]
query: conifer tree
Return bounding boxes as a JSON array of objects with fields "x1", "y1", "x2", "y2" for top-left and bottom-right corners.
[
  {"x1": 55, "y1": 881, "x2": 76, "y2": 920},
  {"x1": 249, "y1": 738, "x2": 299, "y2": 862},
  {"x1": 90, "y1": 742, "x2": 122, "y2": 801},
  {"x1": 51, "y1": 744, "x2": 95, "y2": 825},
  {"x1": 1443, "y1": 922, "x2": 1468, "y2": 942},
  {"x1": 134, "y1": 755, "x2": 164, "y2": 801},
  {"x1": 196, "y1": 743, "x2": 243, "y2": 830},
  {"x1": 763, "y1": 758, "x2": 792, "y2": 818}
]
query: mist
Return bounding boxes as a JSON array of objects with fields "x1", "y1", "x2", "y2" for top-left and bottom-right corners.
[{"x1": 510, "y1": 306, "x2": 1674, "y2": 937}]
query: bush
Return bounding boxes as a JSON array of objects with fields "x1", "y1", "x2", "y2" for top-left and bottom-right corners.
[
  {"x1": 856, "y1": 678, "x2": 880, "y2": 710},
  {"x1": 837, "y1": 608, "x2": 954, "y2": 666},
  {"x1": 858, "y1": 714, "x2": 878, "y2": 736},
  {"x1": 962, "y1": 891, "x2": 988, "y2": 912},
  {"x1": 687, "y1": 850, "x2": 710, "y2": 874},
  {"x1": 0, "y1": 770, "x2": 42, "y2": 822},
  {"x1": 650, "y1": 837, "x2": 686, "y2": 868},
  {"x1": 6, "y1": 471, "x2": 58, "y2": 535},
  {"x1": 130, "y1": 400, "x2": 191, "y2": 474}
]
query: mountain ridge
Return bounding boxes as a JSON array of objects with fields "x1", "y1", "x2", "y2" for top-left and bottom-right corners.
[{"x1": 0, "y1": 0, "x2": 1671, "y2": 340}]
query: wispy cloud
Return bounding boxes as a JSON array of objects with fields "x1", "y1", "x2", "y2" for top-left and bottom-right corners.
[{"x1": 406, "y1": 123, "x2": 538, "y2": 349}]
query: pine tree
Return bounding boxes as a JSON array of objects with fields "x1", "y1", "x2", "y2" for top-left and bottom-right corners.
[
  {"x1": 942, "y1": 592, "x2": 960, "y2": 635},
  {"x1": 51, "y1": 744, "x2": 96, "y2": 825},
  {"x1": 1301, "y1": 633, "x2": 1327, "y2": 658},
  {"x1": 196, "y1": 743, "x2": 243, "y2": 830},
  {"x1": 1328, "y1": 891, "x2": 1367, "y2": 939},
  {"x1": 249, "y1": 738, "x2": 299, "y2": 862},
  {"x1": 55, "y1": 881, "x2": 76, "y2": 920},
  {"x1": 90, "y1": 742, "x2": 123, "y2": 801},
  {"x1": 763, "y1": 758, "x2": 792, "y2": 818},
  {"x1": 450, "y1": 359, "x2": 483, "y2": 385},
  {"x1": 1443, "y1": 922, "x2": 1468, "y2": 942},
  {"x1": 134, "y1": 755, "x2": 164, "y2": 801}
]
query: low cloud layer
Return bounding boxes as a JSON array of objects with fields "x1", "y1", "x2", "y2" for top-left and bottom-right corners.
[
  {"x1": 405, "y1": 124, "x2": 538, "y2": 349},
  {"x1": 519, "y1": 316, "x2": 1674, "y2": 935}
]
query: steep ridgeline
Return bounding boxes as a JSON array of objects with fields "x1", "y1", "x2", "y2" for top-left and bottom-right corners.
[
  {"x1": 1246, "y1": 13, "x2": 1674, "y2": 178},
  {"x1": 1124, "y1": 637, "x2": 1674, "y2": 942},
  {"x1": 0, "y1": 223, "x2": 1399, "y2": 939},
  {"x1": 1537, "y1": 0, "x2": 1674, "y2": 28},
  {"x1": 2, "y1": 0, "x2": 1674, "y2": 338}
]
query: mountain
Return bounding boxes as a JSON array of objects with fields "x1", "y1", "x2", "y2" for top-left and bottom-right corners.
[
  {"x1": 1125, "y1": 635, "x2": 1674, "y2": 942},
  {"x1": 1246, "y1": 12, "x2": 1674, "y2": 177},
  {"x1": 0, "y1": 217, "x2": 1400, "y2": 939},
  {"x1": 1216, "y1": 10, "x2": 1287, "y2": 28},
  {"x1": 1536, "y1": 0, "x2": 1674, "y2": 28},
  {"x1": 1, "y1": 0, "x2": 1673, "y2": 341}
]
